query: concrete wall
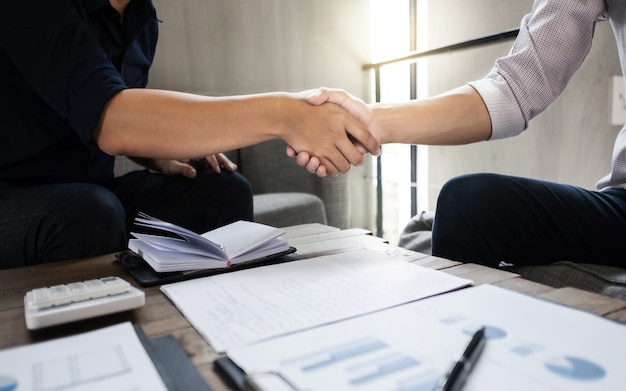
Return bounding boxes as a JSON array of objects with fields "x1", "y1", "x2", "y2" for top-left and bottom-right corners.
[
  {"x1": 147, "y1": 0, "x2": 375, "y2": 229},
  {"x1": 149, "y1": 0, "x2": 371, "y2": 95}
]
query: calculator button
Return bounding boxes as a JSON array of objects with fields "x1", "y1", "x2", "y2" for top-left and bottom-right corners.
[
  {"x1": 84, "y1": 279, "x2": 106, "y2": 290},
  {"x1": 102, "y1": 276, "x2": 129, "y2": 289},
  {"x1": 67, "y1": 282, "x2": 89, "y2": 294},
  {"x1": 31, "y1": 285, "x2": 72, "y2": 308},
  {"x1": 31, "y1": 288, "x2": 53, "y2": 304},
  {"x1": 49, "y1": 285, "x2": 71, "y2": 298}
]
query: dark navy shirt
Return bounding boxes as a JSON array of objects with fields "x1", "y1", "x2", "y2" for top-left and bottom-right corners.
[{"x1": 0, "y1": 0, "x2": 158, "y2": 186}]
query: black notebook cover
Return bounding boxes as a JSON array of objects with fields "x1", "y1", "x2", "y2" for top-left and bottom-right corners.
[{"x1": 117, "y1": 247, "x2": 300, "y2": 286}]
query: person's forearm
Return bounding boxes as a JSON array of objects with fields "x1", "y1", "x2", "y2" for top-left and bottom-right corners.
[
  {"x1": 94, "y1": 88, "x2": 378, "y2": 176},
  {"x1": 371, "y1": 85, "x2": 492, "y2": 145},
  {"x1": 94, "y1": 89, "x2": 289, "y2": 159}
]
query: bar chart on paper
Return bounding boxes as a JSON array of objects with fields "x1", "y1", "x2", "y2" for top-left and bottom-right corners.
[
  {"x1": 290, "y1": 337, "x2": 438, "y2": 387},
  {"x1": 31, "y1": 346, "x2": 131, "y2": 390},
  {"x1": 227, "y1": 285, "x2": 626, "y2": 391},
  {"x1": 275, "y1": 336, "x2": 440, "y2": 391},
  {"x1": 0, "y1": 323, "x2": 167, "y2": 391}
]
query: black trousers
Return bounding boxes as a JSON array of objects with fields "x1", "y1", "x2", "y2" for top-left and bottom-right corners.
[
  {"x1": 431, "y1": 173, "x2": 626, "y2": 268},
  {"x1": 0, "y1": 169, "x2": 253, "y2": 269}
]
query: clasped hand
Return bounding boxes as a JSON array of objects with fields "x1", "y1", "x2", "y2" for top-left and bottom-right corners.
[{"x1": 286, "y1": 87, "x2": 379, "y2": 177}]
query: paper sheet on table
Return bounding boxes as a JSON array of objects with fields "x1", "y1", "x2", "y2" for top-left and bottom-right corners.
[
  {"x1": 0, "y1": 322, "x2": 167, "y2": 391},
  {"x1": 228, "y1": 284, "x2": 626, "y2": 391},
  {"x1": 160, "y1": 249, "x2": 472, "y2": 353}
]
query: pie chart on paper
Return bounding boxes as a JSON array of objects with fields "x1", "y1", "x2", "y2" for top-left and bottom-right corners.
[
  {"x1": 0, "y1": 376, "x2": 17, "y2": 391},
  {"x1": 462, "y1": 324, "x2": 507, "y2": 340},
  {"x1": 544, "y1": 356, "x2": 606, "y2": 381}
]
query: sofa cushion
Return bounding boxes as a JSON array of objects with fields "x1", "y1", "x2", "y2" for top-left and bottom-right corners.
[
  {"x1": 230, "y1": 141, "x2": 350, "y2": 228},
  {"x1": 397, "y1": 211, "x2": 435, "y2": 254},
  {"x1": 253, "y1": 192, "x2": 327, "y2": 228}
]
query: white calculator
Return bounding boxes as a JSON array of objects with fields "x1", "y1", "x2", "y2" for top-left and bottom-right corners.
[{"x1": 24, "y1": 276, "x2": 145, "y2": 330}]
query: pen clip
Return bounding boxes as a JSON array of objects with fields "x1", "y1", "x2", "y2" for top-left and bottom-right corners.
[{"x1": 243, "y1": 371, "x2": 300, "y2": 391}]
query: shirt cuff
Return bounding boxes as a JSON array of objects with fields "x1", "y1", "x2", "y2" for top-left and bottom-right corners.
[{"x1": 468, "y1": 75, "x2": 527, "y2": 141}]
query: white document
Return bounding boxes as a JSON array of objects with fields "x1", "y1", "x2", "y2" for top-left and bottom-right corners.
[
  {"x1": 160, "y1": 249, "x2": 472, "y2": 353},
  {"x1": 0, "y1": 322, "x2": 167, "y2": 391},
  {"x1": 228, "y1": 284, "x2": 626, "y2": 391}
]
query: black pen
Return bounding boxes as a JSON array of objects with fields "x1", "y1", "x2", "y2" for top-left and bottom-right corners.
[{"x1": 433, "y1": 326, "x2": 486, "y2": 391}]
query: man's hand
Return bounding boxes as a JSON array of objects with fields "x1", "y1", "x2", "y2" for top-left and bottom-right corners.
[
  {"x1": 307, "y1": 87, "x2": 375, "y2": 129},
  {"x1": 138, "y1": 154, "x2": 237, "y2": 178},
  {"x1": 281, "y1": 90, "x2": 380, "y2": 177},
  {"x1": 287, "y1": 88, "x2": 379, "y2": 177}
]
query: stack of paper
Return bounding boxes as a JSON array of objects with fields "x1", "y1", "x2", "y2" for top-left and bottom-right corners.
[{"x1": 160, "y1": 249, "x2": 473, "y2": 353}]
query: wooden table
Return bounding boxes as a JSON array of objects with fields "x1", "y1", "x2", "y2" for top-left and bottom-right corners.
[{"x1": 2, "y1": 223, "x2": 626, "y2": 390}]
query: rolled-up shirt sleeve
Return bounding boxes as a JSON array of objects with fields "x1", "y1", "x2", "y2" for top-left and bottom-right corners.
[
  {"x1": 469, "y1": 75, "x2": 526, "y2": 140},
  {"x1": 0, "y1": 0, "x2": 127, "y2": 145},
  {"x1": 468, "y1": 0, "x2": 607, "y2": 140}
]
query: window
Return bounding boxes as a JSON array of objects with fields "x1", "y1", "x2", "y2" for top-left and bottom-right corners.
[{"x1": 368, "y1": 0, "x2": 429, "y2": 245}]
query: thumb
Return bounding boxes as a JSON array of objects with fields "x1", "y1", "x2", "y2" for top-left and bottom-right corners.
[
  {"x1": 164, "y1": 160, "x2": 197, "y2": 178},
  {"x1": 306, "y1": 88, "x2": 330, "y2": 106}
]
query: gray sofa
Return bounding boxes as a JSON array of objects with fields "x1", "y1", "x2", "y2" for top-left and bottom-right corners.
[
  {"x1": 114, "y1": 139, "x2": 351, "y2": 229},
  {"x1": 398, "y1": 211, "x2": 626, "y2": 301}
]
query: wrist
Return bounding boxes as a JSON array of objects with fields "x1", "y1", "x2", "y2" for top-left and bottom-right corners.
[
  {"x1": 369, "y1": 105, "x2": 387, "y2": 144},
  {"x1": 273, "y1": 93, "x2": 300, "y2": 141}
]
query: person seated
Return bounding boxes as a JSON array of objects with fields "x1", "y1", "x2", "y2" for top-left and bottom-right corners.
[
  {"x1": 0, "y1": 0, "x2": 379, "y2": 269},
  {"x1": 292, "y1": 0, "x2": 626, "y2": 270}
]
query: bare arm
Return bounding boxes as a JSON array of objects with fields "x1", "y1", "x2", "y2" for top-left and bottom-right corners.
[
  {"x1": 93, "y1": 89, "x2": 380, "y2": 176},
  {"x1": 307, "y1": 85, "x2": 491, "y2": 145},
  {"x1": 290, "y1": 86, "x2": 491, "y2": 175},
  {"x1": 369, "y1": 85, "x2": 491, "y2": 145}
]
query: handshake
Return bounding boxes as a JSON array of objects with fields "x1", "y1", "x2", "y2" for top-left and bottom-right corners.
[
  {"x1": 125, "y1": 84, "x2": 486, "y2": 181},
  {"x1": 284, "y1": 87, "x2": 382, "y2": 178}
]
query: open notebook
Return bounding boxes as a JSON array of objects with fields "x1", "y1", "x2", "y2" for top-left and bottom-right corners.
[
  {"x1": 119, "y1": 213, "x2": 297, "y2": 286},
  {"x1": 129, "y1": 213, "x2": 292, "y2": 272}
]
